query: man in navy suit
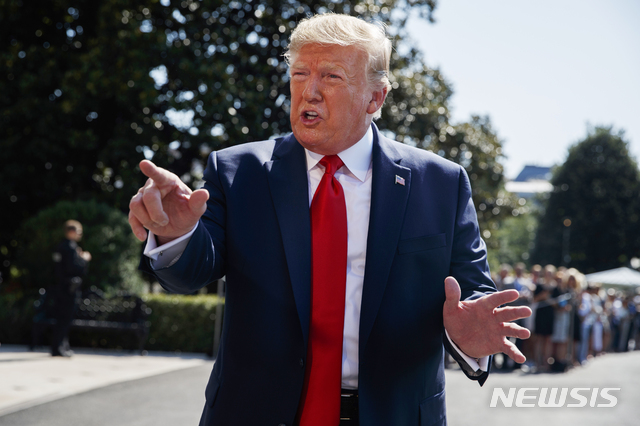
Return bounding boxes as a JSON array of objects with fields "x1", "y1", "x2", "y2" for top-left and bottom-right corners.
[{"x1": 129, "y1": 13, "x2": 530, "y2": 426}]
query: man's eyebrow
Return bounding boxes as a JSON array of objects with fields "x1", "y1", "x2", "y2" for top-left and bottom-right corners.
[{"x1": 318, "y1": 61, "x2": 348, "y2": 73}]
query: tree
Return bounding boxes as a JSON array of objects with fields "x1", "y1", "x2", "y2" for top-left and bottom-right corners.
[
  {"x1": 531, "y1": 126, "x2": 640, "y2": 273},
  {"x1": 0, "y1": 0, "x2": 439, "y2": 281},
  {"x1": 2, "y1": 0, "x2": 513, "y2": 281},
  {"x1": 489, "y1": 213, "x2": 536, "y2": 271}
]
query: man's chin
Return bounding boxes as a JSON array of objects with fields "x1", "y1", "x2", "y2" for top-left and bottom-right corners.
[{"x1": 292, "y1": 129, "x2": 324, "y2": 152}]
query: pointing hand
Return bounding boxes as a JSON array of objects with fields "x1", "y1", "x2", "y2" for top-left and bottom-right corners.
[{"x1": 128, "y1": 160, "x2": 209, "y2": 243}]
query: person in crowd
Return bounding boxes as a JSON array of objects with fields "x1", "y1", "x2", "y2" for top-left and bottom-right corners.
[
  {"x1": 511, "y1": 263, "x2": 535, "y2": 296},
  {"x1": 579, "y1": 284, "x2": 607, "y2": 362},
  {"x1": 631, "y1": 295, "x2": 640, "y2": 350},
  {"x1": 50, "y1": 220, "x2": 91, "y2": 357},
  {"x1": 530, "y1": 264, "x2": 542, "y2": 285},
  {"x1": 500, "y1": 263, "x2": 535, "y2": 368},
  {"x1": 533, "y1": 264, "x2": 556, "y2": 371},
  {"x1": 551, "y1": 269, "x2": 571, "y2": 364},
  {"x1": 564, "y1": 268, "x2": 585, "y2": 365},
  {"x1": 494, "y1": 264, "x2": 512, "y2": 291},
  {"x1": 610, "y1": 293, "x2": 633, "y2": 352}
]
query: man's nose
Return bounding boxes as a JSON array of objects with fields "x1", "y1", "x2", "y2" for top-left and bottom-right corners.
[{"x1": 302, "y1": 76, "x2": 322, "y2": 102}]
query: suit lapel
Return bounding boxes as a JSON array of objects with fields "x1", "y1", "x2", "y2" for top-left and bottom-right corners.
[
  {"x1": 359, "y1": 127, "x2": 411, "y2": 356},
  {"x1": 265, "y1": 134, "x2": 312, "y2": 347}
]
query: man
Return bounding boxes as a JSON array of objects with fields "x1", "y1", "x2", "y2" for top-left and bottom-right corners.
[
  {"x1": 129, "y1": 14, "x2": 530, "y2": 426},
  {"x1": 51, "y1": 220, "x2": 91, "y2": 357}
]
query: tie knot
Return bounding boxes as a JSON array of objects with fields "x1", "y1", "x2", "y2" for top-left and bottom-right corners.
[{"x1": 319, "y1": 155, "x2": 344, "y2": 177}]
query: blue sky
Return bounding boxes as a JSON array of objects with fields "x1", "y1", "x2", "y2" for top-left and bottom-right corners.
[{"x1": 407, "y1": 0, "x2": 640, "y2": 178}]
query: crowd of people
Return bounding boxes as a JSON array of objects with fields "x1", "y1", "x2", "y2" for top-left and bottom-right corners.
[{"x1": 493, "y1": 263, "x2": 640, "y2": 373}]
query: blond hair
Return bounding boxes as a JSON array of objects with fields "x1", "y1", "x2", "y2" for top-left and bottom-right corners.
[
  {"x1": 284, "y1": 13, "x2": 392, "y2": 118},
  {"x1": 564, "y1": 268, "x2": 585, "y2": 292}
]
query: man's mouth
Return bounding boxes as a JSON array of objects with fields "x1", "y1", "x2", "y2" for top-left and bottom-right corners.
[{"x1": 303, "y1": 111, "x2": 319, "y2": 120}]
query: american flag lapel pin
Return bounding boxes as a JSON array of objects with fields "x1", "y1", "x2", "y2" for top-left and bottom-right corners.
[{"x1": 395, "y1": 175, "x2": 405, "y2": 186}]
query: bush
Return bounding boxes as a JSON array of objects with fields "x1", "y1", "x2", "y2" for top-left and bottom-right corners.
[
  {"x1": 13, "y1": 199, "x2": 146, "y2": 294},
  {"x1": 0, "y1": 291, "x2": 225, "y2": 355},
  {"x1": 143, "y1": 293, "x2": 224, "y2": 355},
  {"x1": 0, "y1": 283, "x2": 37, "y2": 344}
]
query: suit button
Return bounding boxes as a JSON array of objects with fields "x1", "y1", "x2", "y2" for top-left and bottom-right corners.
[
  {"x1": 299, "y1": 358, "x2": 304, "y2": 367},
  {"x1": 278, "y1": 424, "x2": 286, "y2": 426}
]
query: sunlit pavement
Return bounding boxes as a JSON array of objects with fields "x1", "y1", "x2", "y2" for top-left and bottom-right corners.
[
  {"x1": 445, "y1": 350, "x2": 640, "y2": 426},
  {"x1": 0, "y1": 344, "x2": 638, "y2": 425},
  {"x1": 0, "y1": 344, "x2": 211, "y2": 418}
]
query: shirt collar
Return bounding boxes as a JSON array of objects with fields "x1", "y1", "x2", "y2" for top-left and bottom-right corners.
[{"x1": 304, "y1": 126, "x2": 373, "y2": 182}]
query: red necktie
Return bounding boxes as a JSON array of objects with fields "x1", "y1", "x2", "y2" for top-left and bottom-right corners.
[{"x1": 299, "y1": 155, "x2": 348, "y2": 426}]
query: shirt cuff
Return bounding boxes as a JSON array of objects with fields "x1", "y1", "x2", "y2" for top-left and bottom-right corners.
[
  {"x1": 445, "y1": 329, "x2": 489, "y2": 372},
  {"x1": 143, "y1": 224, "x2": 198, "y2": 269}
]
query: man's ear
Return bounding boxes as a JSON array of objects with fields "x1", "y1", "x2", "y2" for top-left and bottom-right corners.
[{"x1": 366, "y1": 86, "x2": 388, "y2": 115}]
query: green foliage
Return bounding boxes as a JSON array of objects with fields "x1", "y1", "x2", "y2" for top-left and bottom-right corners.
[
  {"x1": 14, "y1": 199, "x2": 146, "y2": 294},
  {"x1": 0, "y1": 290, "x2": 225, "y2": 354},
  {"x1": 441, "y1": 116, "x2": 518, "y2": 243},
  {"x1": 143, "y1": 293, "x2": 224, "y2": 354},
  {"x1": 488, "y1": 212, "x2": 537, "y2": 271},
  {"x1": 0, "y1": 0, "x2": 438, "y2": 281},
  {"x1": 1, "y1": 0, "x2": 513, "y2": 277},
  {"x1": 532, "y1": 126, "x2": 640, "y2": 272},
  {"x1": 0, "y1": 284, "x2": 37, "y2": 344}
]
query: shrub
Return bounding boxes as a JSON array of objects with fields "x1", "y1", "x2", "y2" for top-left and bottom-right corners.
[
  {"x1": 0, "y1": 291, "x2": 225, "y2": 355},
  {"x1": 143, "y1": 293, "x2": 224, "y2": 355},
  {"x1": 0, "y1": 283, "x2": 37, "y2": 344}
]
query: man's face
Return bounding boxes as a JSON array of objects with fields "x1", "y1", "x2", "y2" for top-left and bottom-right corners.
[
  {"x1": 68, "y1": 228, "x2": 83, "y2": 242},
  {"x1": 289, "y1": 43, "x2": 386, "y2": 155}
]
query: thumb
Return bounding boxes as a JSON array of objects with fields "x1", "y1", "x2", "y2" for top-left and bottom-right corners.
[
  {"x1": 444, "y1": 276, "x2": 461, "y2": 310},
  {"x1": 189, "y1": 188, "x2": 209, "y2": 217}
]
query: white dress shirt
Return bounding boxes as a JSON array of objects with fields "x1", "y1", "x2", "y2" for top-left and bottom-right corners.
[{"x1": 145, "y1": 126, "x2": 488, "y2": 389}]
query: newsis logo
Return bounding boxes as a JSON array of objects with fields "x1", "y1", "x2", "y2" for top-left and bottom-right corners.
[{"x1": 490, "y1": 387, "x2": 621, "y2": 408}]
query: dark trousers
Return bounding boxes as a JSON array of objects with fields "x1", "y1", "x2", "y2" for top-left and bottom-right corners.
[{"x1": 50, "y1": 288, "x2": 77, "y2": 354}]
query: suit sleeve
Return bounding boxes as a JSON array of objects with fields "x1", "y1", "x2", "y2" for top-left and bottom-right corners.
[
  {"x1": 445, "y1": 166, "x2": 497, "y2": 385},
  {"x1": 449, "y1": 166, "x2": 496, "y2": 299}
]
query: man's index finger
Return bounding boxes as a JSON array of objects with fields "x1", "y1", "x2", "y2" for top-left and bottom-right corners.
[{"x1": 139, "y1": 160, "x2": 174, "y2": 186}]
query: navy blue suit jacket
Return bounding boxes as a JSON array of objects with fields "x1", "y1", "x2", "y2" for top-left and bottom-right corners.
[{"x1": 142, "y1": 124, "x2": 496, "y2": 426}]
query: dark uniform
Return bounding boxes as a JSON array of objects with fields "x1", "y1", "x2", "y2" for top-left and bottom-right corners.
[{"x1": 51, "y1": 238, "x2": 89, "y2": 356}]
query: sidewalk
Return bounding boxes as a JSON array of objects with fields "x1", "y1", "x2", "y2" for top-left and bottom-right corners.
[
  {"x1": 0, "y1": 344, "x2": 213, "y2": 417},
  {"x1": 445, "y1": 350, "x2": 640, "y2": 426},
  {"x1": 2, "y1": 343, "x2": 638, "y2": 425}
]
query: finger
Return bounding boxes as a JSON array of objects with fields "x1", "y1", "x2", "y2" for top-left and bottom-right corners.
[
  {"x1": 493, "y1": 306, "x2": 532, "y2": 323},
  {"x1": 128, "y1": 211, "x2": 148, "y2": 241},
  {"x1": 500, "y1": 322, "x2": 531, "y2": 340},
  {"x1": 189, "y1": 188, "x2": 209, "y2": 217},
  {"x1": 139, "y1": 160, "x2": 177, "y2": 187},
  {"x1": 482, "y1": 289, "x2": 520, "y2": 309},
  {"x1": 129, "y1": 190, "x2": 154, "y2": 227},
  {"x1": 443, "y1": 276, "x2": 461, "y2": 309},
  {"x1": 142, "y1": 182, "x2": 169, "y2": 226},
  {"x1": 501, "y1": 339, "x2": 527, "y2": 364}
]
